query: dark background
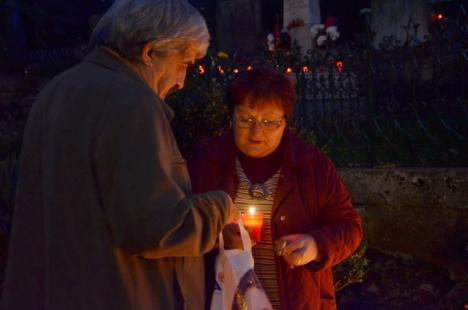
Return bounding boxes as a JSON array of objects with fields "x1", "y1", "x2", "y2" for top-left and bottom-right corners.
[{"x1": 0, "y1": 0, "x2": 371, "y2": 58}]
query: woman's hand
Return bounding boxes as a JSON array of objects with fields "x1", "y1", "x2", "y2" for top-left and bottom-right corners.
[{"x1": 275, "y1": 234, "x2": 319, "y2": 267}]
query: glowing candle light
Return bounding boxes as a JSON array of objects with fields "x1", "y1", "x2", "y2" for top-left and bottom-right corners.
[
  {"x1": 242, "y1": 206, "x2": 263, "y2": 243},
  {"x1": 198, "y1": 65, "x2": 205, "y2": 75},
  {"x1": 233, "y1": 68, "x2": 239, "y2": 74},
  {"x1": 247, "y1": 65, "x2": 253, "y2": 71},
  {"x1": 286, "y1": 67, "x2": 293, "y2": 74},
  {"x1": 335, "y1": 60, "x2": 344, "y2": 72}
]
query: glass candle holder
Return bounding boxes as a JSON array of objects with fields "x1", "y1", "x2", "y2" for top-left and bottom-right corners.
[{"x1": 241, "y1": 207, "x2": 264, "y2": 243}]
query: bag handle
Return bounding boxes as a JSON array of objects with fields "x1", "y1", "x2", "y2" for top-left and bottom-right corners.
[{"x1": 218, "y1": 218, "x2": 252, "y2": 253}]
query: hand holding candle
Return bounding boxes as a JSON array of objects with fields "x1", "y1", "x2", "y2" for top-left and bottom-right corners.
[{"x1": 241, "y1": 206, "x2": 264, "y2": 243}]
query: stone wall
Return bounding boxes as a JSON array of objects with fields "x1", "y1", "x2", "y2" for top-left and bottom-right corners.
[{"x1": 339, "y1": 167, "x2": 468, "y2": 274}]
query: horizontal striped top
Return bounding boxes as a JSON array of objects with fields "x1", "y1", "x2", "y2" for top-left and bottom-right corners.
[{"x1": 235, "y1": 158, "x2": 281, "y2": 310}]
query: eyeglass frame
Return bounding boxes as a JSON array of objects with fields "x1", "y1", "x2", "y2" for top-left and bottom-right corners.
[{"x1": 233, "y1": 115, "x2": 285, "y2": 130}]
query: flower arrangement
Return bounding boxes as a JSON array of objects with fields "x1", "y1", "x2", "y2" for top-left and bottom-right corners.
[
  {"x1": 266, "y1": 28, "x2": 292, "y2": 52},
  {"x1": 310, "y1": 16, "x2": 341, "y2": 48}
]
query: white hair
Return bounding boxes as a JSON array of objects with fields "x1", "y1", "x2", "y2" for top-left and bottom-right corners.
[{"x1": 90, "y1": 0, "x2": 210, "y2": 60}]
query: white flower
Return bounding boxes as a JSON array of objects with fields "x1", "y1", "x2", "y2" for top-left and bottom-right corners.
[
  {"x1": 326, "y1": 26, "x2": 338, "y2": 34},
  {"x1": 310, "y1": 24, "x2": 325, "y2": 37},
  {"x1": 360, "y1": 8, "x2": 371, "y2": 14},
  {"x1": 316, "y1": 35, "x2": 327, "y2": 46},
  {"x1": 267, "y1": 33, "x2": 274, "y2": 41},
  {"x1": 326, "y1": 26, "x2": 340, "y2": 41}
]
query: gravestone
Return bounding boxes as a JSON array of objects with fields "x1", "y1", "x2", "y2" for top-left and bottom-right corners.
[
  {"x1": 216, "y1": 0, "x2": 262, "y2": 57},
  {"x1": 283, "y1": 0, "x2": 321, "y2": 52},
  {"x1": 371, "y1": 0, "x2": 430, "y2": 49}
]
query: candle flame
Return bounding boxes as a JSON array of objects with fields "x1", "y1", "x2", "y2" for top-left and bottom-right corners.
[
  {"x1": 198, "y1": 65, "x2": 205, "y2": 75},
  {"x1": 248, "y1": 206, "x2": 256, "y2": 216}
]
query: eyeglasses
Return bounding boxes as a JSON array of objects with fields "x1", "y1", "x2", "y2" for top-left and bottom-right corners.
[{"x1": 234, "y1": 115, "x2": 284, "y2": 130}]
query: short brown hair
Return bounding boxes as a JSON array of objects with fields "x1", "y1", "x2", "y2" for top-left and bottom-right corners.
[{"x1": 226, "y1": 67, "x2": 296, "y2": 119}]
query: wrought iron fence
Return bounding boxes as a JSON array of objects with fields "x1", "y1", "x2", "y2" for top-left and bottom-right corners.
[{"x1": 296, "y1": 6, "x2": 467, "y2": 167}]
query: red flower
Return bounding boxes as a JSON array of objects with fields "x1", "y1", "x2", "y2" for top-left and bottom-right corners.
[{"x1": 325, "y1": 16, "x2": 337, "y2": 29}]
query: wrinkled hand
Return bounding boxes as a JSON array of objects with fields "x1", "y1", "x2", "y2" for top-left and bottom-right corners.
[
  {"x1": 225, "y1": 195, "x2": 240, "y2": 224},
  {"x1": 275, "y1": 234, "x2": 319, "y2": 267}
]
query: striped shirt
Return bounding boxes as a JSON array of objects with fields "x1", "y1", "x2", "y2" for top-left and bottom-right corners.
[{"x1": 235, "y1": 158, "x2": 281, "y2": 310}]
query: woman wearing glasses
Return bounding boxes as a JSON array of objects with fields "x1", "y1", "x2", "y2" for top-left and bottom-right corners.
[{"x1": 188, "y1": 67, "x2": 363, "y2": 310}]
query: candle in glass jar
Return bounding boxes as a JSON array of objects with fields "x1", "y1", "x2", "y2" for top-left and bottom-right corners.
[{"x1": 242, "y1": 207, "x2": 264, "y2": 243}]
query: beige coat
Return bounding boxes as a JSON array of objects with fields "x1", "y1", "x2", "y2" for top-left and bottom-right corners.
[{"x1": 1, "y1": 48, "x2": 230, "y2": 310}]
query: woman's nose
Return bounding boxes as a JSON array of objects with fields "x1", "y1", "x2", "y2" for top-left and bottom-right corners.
[{"x1": 250, "y1": 122, "x2": 264, "y2": 135}]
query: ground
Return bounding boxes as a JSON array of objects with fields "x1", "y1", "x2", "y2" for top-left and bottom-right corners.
[{"x1": 337, "y1": 248, "x2": 468, "y2": 310}]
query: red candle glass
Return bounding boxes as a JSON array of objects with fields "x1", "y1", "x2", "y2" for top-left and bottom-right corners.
[{"x1": 241, "y1": 207, "x2": 264, "y2": 243}]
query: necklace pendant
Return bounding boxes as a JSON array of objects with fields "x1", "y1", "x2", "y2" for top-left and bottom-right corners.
[{"x1": 249, "y1": 183, "x2": 273, "y2": 200}]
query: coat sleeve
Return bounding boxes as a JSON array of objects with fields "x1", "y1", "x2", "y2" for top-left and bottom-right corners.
[
  {"x1": 307, "y1": 154, "x2": 363, "y2": 270},
  {"x1": 94, "y1": 83, "x2": 231, "y2": 258}
]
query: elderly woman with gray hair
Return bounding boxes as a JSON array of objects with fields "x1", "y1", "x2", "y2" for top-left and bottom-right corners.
[{"x1": 2, "y1": 1, "x2": 236, "y2": 310}]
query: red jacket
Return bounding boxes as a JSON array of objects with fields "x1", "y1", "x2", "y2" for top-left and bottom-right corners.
[{"x1": 188, "y1": 129, "x2": 363, "y2": 310}]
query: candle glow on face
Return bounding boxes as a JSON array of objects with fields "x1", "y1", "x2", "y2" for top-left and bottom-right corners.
[{"x1": 248, "y1": 206, "x2": 256, "y2": 216}]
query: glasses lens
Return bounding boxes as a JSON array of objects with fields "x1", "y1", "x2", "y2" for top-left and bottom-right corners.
[
  {"x1": 262, "y1": 120, "x2": 279, "y2": 129},
  {"x1": 263, "y1": 119, "x2": 283, "y2": 130},
  {"x1": 236, "y1": 116, "x2": 254, "y2": 128}
]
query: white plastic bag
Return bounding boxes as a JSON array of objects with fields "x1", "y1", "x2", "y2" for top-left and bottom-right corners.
[{"x1": 210, "y1": 220, "x2": 273, "y2": 310}]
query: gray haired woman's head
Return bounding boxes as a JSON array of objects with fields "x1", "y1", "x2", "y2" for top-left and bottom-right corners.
[{"x1": 90, "y1": 0, "x2": 209, "y2": 61}]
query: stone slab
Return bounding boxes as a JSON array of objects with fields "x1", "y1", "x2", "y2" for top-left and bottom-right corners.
[{"x1": 339, "y1": 167, "x2": 468, "y2": 274}]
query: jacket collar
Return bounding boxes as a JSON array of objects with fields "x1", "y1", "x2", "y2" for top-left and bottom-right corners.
[
  {"x1": 85, "y1": 47, "x2": 143, "y2": 84},
  {"x1": 84, "y1": 47, "x2": 175, "y2": 121}
]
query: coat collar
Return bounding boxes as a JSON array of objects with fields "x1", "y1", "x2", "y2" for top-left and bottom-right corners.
[
  {"x1": 84, "y1": 47, "x2": 175, "y2": 121},
  {"x1": 85, "y1": 47, "x2": 143, "y2": 85}
]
